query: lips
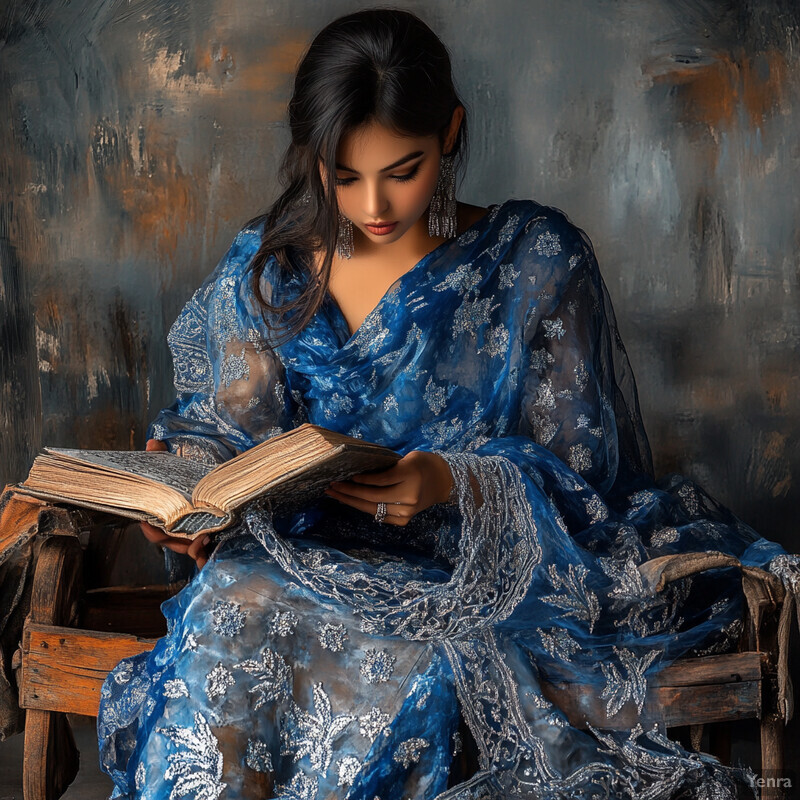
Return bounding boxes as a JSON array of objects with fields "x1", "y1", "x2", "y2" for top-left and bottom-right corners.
[{"x1": 364, "y1": 222, "x2": 398, "y2": 235}]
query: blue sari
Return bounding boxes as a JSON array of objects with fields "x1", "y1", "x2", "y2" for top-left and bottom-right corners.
[{"x1": 98, "y1": 200, "x2": 797, "y2": 799}]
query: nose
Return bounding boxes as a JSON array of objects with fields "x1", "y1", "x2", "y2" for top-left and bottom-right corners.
[{"x1": 363, "y1": 180, "x2": 390, "y2": 220}]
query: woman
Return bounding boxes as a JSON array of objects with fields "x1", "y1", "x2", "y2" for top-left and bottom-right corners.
[{"x1": 98, "y1": 9, "x2": 798, "y2": 800}]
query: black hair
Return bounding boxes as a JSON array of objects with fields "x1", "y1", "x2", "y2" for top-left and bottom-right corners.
[{"x1": 247, "y1": 7, "x2": 468, "y2": 342}]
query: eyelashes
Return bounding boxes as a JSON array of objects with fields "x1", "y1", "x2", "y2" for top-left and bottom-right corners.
[
  {"x1": 391, "y1": 164, "x2": 421, "y2": 183},
  {"x1": 335, "y1": 163, "x2": 422, "y2": 187}
]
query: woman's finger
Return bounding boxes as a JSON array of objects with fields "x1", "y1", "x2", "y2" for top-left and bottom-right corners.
[
  {"x1": 140, "y1": 522, "x2": 193, "y2": 554},
  {"x1": 187, "y1": 535, "x2": 211, "y2": 569},
  {"x1": 324, "y1": 488, "x2": 410, "y2": 525},
  {"x1": 341, "y1": 466, "x2": 406, "y2": 486},
  {"x1": 325, "y1": 482, "x2": 412, "y2": 505},
  {"x1": 140, "y1": 521, "x2": 170, "y2": 543},
  {"x1": 146, "y1": 439, "x2": 168, "y2": 452}
]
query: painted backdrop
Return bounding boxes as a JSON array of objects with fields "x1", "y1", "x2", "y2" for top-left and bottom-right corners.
[{"x1": 1, "y1": 0, "x2": 798, "y2": 556}]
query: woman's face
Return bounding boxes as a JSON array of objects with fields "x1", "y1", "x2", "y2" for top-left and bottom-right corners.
[{"x1": 329, "y1": 121, "x2": 444, "y2": 248}]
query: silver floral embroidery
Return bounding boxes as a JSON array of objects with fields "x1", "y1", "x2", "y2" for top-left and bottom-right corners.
[
  {"x1": 651, "y1": 527, "x2": 679, "y2": 546},
  {"x1": 479, "y1": 324, "x2": 509, "y2": 358},
  {"x1": 359, "y1": 706, "x2": 391, "y2": 742},
  {"x1": 458, "y1": 228, "x2": 479, "y2": 246},
  {"x1": 409, "y1": 673, "x2": 433, "y2": 710},
  {"x1": 383, "y1": 394, "x2": 399, "y2": 412},
  {"x1": 498, "y1": 262, "x2": 520, "y2": 289},
  {"x1": 211, "y1": 600, "x2": 247, "y2": 637},
  {"x1": 280, "y1": 682, "x2": 355, "y2": 775},
  {"x1": 568, "y1": 443, "x2": 592, "y2": 473},
  {"x1": 678, "y1": 483, "x2": 700, "y2": 515},
  {"x1": 629, "y1": 490, "x2": 656, "y2": 508},
  {"x1": 157, "y1": 711, "x2": 226, "y2": 800},
  {"x1": 534, "y1": 378, "x2": 556, "y2": 411},
  {"x1": 220, "y1": 347, "x2": 249, "y2": 387},
  {"x1": 183, "y1": 633, "x2": 198, "y2": 652},
  {"x1": 542, "y1": 318, "x2": 565, "y2": 340},
  {"x1": 452, "y1": 296, "x2": 499, "y2": 338},
  {"x1": 693, "y1": 618, "x2": 744, "y2": 657},
  {"x1": 600, "y1": 647, "x2": 658, "y2": 715},
  {"x1": 547, "y1": 711, "x2": 569, "y2": 728},
  {"x1": 433, "y1": 261, "x2": 482, "y2": 295},
  {"x1": 538, "y1": 627, "x2": 580, "y2": 660},
  {"x1": 274, "y1": 773, "x2": 318, "y2": 800},
  {"x1": 452, "y1": 731, "x2": 463, "y2": 755},
  {"x1": 234, "y1": 647, "x2": 293, "y2": 709},
  {"x1": 360, "y1": 649, "x2": 396, "y2": 684},
  {"x1": 768, "y1": 554, "x2": 800, "y2": 594},
  {"x1": 267, "y1": 610, "x2": 299, "y2": 637},
  {"x1": 568, "y1": 253, "x2": 581, "y2": 270},
  {"x1": 486, "y1": 215, "x2": 519, "y2": 259},
  {"x1": 534, "y1": 231, "x2": 562, "y2": 257},
  {"x1": 351, "y1": 312, "x2": 391, "y2": 358},
  {"x1": 574, "y1": 360, "x2": 589, "y2": 391},
  {"x1": 530, "y1": 348, "x2": 554, "y2": 372},
  {"x1": 317, "y1": 622, "x2": 348, "y2": 652},
  {"x1": 337, "y1": 756, "x2": 361, "y2": 787},
  {"x1": 393, "y1": 737, "x2": 430, "y2": 768},
  {"x1": 113, "y1": 662, "x2": 132, "y2": 684},
  {"x1": 540, "y1": 564, "x2": 600, "y2": 632},
  {"x1": 585, "y1": 495, "x2": 609, "y2": 523},
  {"x1": 163, "y1": 679, "x2": 189, "y2": 699},
  {"x1": 324, "y1": 392, "x2": 354, "y2": 419},
  {"x1": 205, "y1": 662, "x2": 235, "y2": 700},
  {"x1": 135, "y1": 762, "x2": 146, "y2": 790},
  {"x1": 531, "y1": 413, "x2": 557, "y2": 446},
  {"x1": 245, "y1": 739, "x2": 273, "y2": 772},
  {"x1": 424, "y1": 376, "x2": 454, "y2": 414},
  {"x1": 575, "y1": 414, "x2": 590, "y2": 429}
]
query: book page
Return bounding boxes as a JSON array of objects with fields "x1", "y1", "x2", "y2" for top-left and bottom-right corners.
[{"x1": 46, "y1": 449, "x2": 213, "y2": 500}]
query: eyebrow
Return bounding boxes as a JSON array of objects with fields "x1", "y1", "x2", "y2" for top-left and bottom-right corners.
[{"x1": 335, "y1": 150, "x2": 425, "y2": 174}]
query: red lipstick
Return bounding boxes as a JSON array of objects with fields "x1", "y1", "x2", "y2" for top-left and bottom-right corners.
[{"x1": 365, "y1": 222, "x2": 398, "y2": 235}]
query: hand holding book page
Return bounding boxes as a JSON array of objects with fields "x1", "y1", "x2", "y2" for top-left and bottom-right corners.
[
  {"x1": 141, "y1": 438, "x2": 211, "y2": 568},
  {"x1": 20, "y1": 424, "x2": 403, "y2": 538}
]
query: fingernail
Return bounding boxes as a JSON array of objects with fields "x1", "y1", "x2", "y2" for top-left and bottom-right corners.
[{"x1": 203, "y1": 535, "x2": 211, "y2": 545}]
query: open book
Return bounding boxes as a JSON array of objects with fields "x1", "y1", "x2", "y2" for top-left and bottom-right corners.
[{"x1": 18, "y1": 424, "x2": 401, "y2": 538}]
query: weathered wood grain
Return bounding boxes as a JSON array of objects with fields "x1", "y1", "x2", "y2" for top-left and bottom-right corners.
[
  {"x1": 21, "y1": 623, "x2": 157, "y2": 717},
  {"x1": 540, "y1": 652, "x2": 763, "y2": 729}
]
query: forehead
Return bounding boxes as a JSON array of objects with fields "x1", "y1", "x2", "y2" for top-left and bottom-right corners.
[{"x1": 335, "y1": 121, "x2": 437, "y2": 169}]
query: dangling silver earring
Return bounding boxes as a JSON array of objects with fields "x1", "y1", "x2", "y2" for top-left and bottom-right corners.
[
  {"x1": 428, "y1": 154, "x2": 457, "y2": 239},
  {"x1": 336, "y1": 213, "x2": 354, "y2": 259}
]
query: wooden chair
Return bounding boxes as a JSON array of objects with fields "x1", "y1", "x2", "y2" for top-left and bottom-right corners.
[{"x1": 12, "y1": 507, "x2": 792, "y2": 800}]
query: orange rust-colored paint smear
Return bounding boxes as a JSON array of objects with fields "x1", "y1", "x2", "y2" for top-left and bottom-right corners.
[
  {"x1": 741, "y1": 50, "x2": 789, "y2": 127},
  {"x1": 653, "y1": 48, "x2": 790, "y2": 132}
]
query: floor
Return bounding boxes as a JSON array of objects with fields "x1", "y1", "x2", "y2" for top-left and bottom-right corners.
[{"x1": 0, "y1": 715, "x2": 111, "y2": 800}]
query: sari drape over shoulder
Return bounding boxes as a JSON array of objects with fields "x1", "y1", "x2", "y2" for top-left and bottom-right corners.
[{"x1": 98, "y1": 200, "x2": 798, "y2": 799}]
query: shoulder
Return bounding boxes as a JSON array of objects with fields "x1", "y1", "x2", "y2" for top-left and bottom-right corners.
[{"x1": 495, "y1": 198, "x2": 596, "y2": 269}]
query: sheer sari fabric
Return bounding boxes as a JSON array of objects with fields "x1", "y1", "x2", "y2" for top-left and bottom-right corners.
[{"x1": 98, "y1": 200, "x2": 794, "y2": 800}]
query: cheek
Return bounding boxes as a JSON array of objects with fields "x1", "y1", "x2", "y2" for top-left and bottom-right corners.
[{"x1": 406, "y1": 170, "x2": 440, "y2": 211}]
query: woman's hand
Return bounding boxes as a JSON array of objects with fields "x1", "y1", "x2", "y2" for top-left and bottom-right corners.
[
  {"x1": 323, "y1": 450, "x2": 453, "y2": 526},
  {"x1": 140, "y1": 439, "x2": 211, "y2": 569}
]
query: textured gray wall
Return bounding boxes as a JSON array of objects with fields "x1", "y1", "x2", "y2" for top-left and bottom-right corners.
[{"x1": 1, "y1": 0, "x2": 798, "y2": 553}]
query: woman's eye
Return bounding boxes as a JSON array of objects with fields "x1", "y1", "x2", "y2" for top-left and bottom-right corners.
[
  {"x1": 391, "y1": 165, "x2": 420, "y2": 183},
  {"x1": 335, "y1": 176, "x2": 356, "y2": 187}
]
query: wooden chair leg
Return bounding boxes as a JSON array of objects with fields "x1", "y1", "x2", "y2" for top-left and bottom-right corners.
[
  {"x1": 24, "y1": 710, "x2": 79, "y2": 800},
  {"x1": 760, "y1": 712, "x2": 786, "y2": 800},
  {"x1": 22, "y1": 535, "x2": 83, "y2": 800}
]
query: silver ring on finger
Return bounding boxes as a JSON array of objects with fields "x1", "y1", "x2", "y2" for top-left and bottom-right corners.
[{"x1": 374, "y1": 501, "x2": 388, "y2": 523}]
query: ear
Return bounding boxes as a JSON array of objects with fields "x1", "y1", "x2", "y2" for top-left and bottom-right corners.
[{"x1": 443, "y1": 105, "x2": 465, "y2": 156}]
